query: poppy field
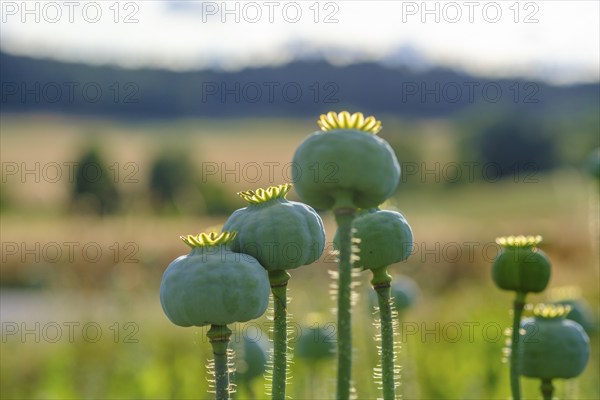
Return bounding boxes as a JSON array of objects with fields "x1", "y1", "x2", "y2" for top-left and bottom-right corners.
[{"x1": 1, "y1": 114, "x2": 598, "y2": 399}]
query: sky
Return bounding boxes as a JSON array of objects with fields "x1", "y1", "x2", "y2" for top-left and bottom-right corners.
[{"x1": 1, "y1": 0, "x2": 599, "y2": 84}]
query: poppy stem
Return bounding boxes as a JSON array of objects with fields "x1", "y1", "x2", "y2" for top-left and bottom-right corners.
[
  {"x1": 268, "y1": 270, "x2": 291, "y2": 400},
  {"x1": 371, "y1": 267, "x2": 396, "y2": 400},
  {"x1": 510, "y1": 291, "x2": 526, "y2": 400},
  {"x1": 207, "y1": 324, "x2": 232, "y2": 400},
  {"x1": 334, "y1": 204, "x2": 356, "y2": 400},
  {"x1": 540, "y1": 378, "x2": 554, "y2": 400}
]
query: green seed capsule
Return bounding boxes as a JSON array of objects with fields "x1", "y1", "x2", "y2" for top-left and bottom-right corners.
[
  {"x1": 555, "y1": 299, "x2": 598, "y2": 335},
  {"x1": 160, "y1": 232, "x2": 270, "y2": 327},
  {"x1": 223, "y1": 184, "x2": 325, "y2": 271},
  {"x1": 233, "y1": 332, "x2": 270, "y2": 383},
  {"x1": 335, "y1": 208, "x2": 413, "y2": 271},
  {"x1": 296, "y1": 326, "x2": 336, "y2": 361},
  {"x1": 549, "y1": 286, "x2": 598, "y2": 335},
  {"x1": 520, "y1": 304, "x2": 590, "y2": 380},
  {"x1": 492, "y1": 235, "x2": 551, "y2": 293},
  {"x1": 292, "y1": 111, "x2": 400, "y2": 210}
]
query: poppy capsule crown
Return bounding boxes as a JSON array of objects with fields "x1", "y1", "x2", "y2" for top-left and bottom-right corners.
[
  {"x1": 317, "y1": 111, "x2": 382, "y2": 134},
  {"x1": 292, "y1": 111, "x2": 400, "y2": 210},
  {"x1": 180, "y1": 231, "x2": 237, "y2": 248},
  {"x1": 237, "y1": 183, "x2": 292, "y2": 205}
]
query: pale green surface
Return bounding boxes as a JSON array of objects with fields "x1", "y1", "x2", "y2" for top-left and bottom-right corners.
[{"x1": 160, "y1": 246, "x2": 270, "y2": 326}]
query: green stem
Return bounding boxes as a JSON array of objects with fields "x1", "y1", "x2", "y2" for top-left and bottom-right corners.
[
  {"x1": 334, "y1": 203, "x2": 356, "y2": 400},
  {"x1": 268, "y1": 270, "x2": 291, "y2": 400},
  {"x1": 207, "y1": 324, "x2": 232, "y2": 400},
  {"x1": 371, "y1": 267, "x2": 396, "y2": 400},
  {"x1": 510, "y1": 292, "x2": 526, "y2": 400},
  {"x1": 540, "y1": 378, "x2": 554, "y2": 400}
]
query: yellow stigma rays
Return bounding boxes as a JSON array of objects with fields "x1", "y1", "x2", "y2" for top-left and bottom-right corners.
[
  {"x1": 238, "y1": 184, "x2": 292, "y2": 205},
  {"x1": 496, "y1": 235, "x2": 543, "y2": 248},
  {"x1": 318, "y1": 111, "x2": 382, "y2": 134},
  {"x1": 531, "y1": 303, "x2": 572, "y2": 319},
  {"x1": 181, "y1": 231, "x2": 237, "y2": 248}
]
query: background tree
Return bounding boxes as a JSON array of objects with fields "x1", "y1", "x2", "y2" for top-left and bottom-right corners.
[
  {"x1": 149, "y1": 150, "x2": 194, "y2": 214},
  {"x1": 460, "y1": 112, "x2": 560, "y2": 181},
  {"x1": 71, "y1": 147, "x2": 120, "y2": 215}
]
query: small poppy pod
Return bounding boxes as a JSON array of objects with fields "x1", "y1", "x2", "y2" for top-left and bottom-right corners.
[
  {"x1": 296, "y1": 326, "x2": 336, "y2": 362},
  {"x1": 335, "y1": 208, "x2": 413, "y2": 271},
  {"x1": 233, "y1": 332, "x2": 270, "y2": 383},
  {"x1": 492, "y1": 235, "x2": 551, "y2": 293},
  {"x1": 554, "y1": 299, "x2": 598, "y2": 335},
  {"x1": 549, "y1": 286, "x2": 598, "y2": 334},
  {"x1": 160, "y1": 232, "x2": 271, "y2": 327},
  {"x1": 292, "y1": 111, "x2": 400, "y2": 210},
  {"x1": 223, "y1": 184, "x2": 325, "y2": 271},
  {"x1": 519, "y1": 304, "x2": 590, "y2": 380}
]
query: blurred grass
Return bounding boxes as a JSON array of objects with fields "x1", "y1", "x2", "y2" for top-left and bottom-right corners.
[{"x1": 1, "y1": 114, "x2": 599, "y2": 399}]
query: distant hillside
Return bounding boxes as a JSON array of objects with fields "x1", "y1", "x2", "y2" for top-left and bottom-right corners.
[{"x1": 1, "y1": 51, "x2": 598, "y2": 119}]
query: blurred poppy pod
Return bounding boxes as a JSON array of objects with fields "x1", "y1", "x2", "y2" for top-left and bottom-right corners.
[
  {"x1": 233, "y1": 332, "x2": 270, "y2": 383},
  {"x1": 492, "y1": 235, "x2": 551, "y2": 294},
  {"x1": 520, "y1": 304, "x2": 590, "y2": 380},
  {"x1": 549, "y1": 286, "x2": 598, "y2": 335},
  {"x1": 296, "y1": 326, "x2": 336, "y2": 362}
]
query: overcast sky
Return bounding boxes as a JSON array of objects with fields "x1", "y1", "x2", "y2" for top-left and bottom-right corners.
[{"x1": 1, "y1": 0, "x2": 598, "y2": 84}]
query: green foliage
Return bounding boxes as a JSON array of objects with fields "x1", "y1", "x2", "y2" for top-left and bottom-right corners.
[
  {"x1": 0, "y1": 184, "x2": 10, "y2": 212},
  {"x1": 197, "y1": 182, "x2": 239, "y2": 216},
  {"x1": 464, "y1": 113, "x2": 560, "y2": 181},
  {"x1": 147, "y1": 148, "x2": 240, "y2": 216},
  {"x1": 71, "y1": 147, "x2": 120, "y2": 215},
  {"x1": 149, "y1": 150, "x2": 195, "y2": 213},
  {"x1": 584, "y1": 148, "x2": 600, "y2": 180}
]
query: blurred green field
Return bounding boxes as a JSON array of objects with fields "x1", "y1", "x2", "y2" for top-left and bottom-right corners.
[{"x1": 1, "y1": 114, "x2": 599, "y2": 399}]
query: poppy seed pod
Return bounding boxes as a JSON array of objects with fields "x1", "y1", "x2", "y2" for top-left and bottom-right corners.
[
  {"x1": 160, "y1": 232, "x2": 271, "y2": 327},
  {"x1": 292, "y1": 111, "x2": 400, "y2": 210},
  {"x1": 296, "y1": 326, "x2": 336, "y2": 362},
  {"x1": 520, "y1": 304, "x2": 590, "y2": 380},
  {"x1": 492, "y1": 235, "x2": 551, "y2": 294},
  {"x1": 549, "y1": 286, "x2": 598, "y2": 335},
  {"x1": 234, "y1": 332, "x2": 270, "y2": 383},
  {"x1": 223, "y1": 184, "x2": 325, "y2": 271},
  {"x1": 334, "y1": 208, "x2": 414, "y2": 271}
]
